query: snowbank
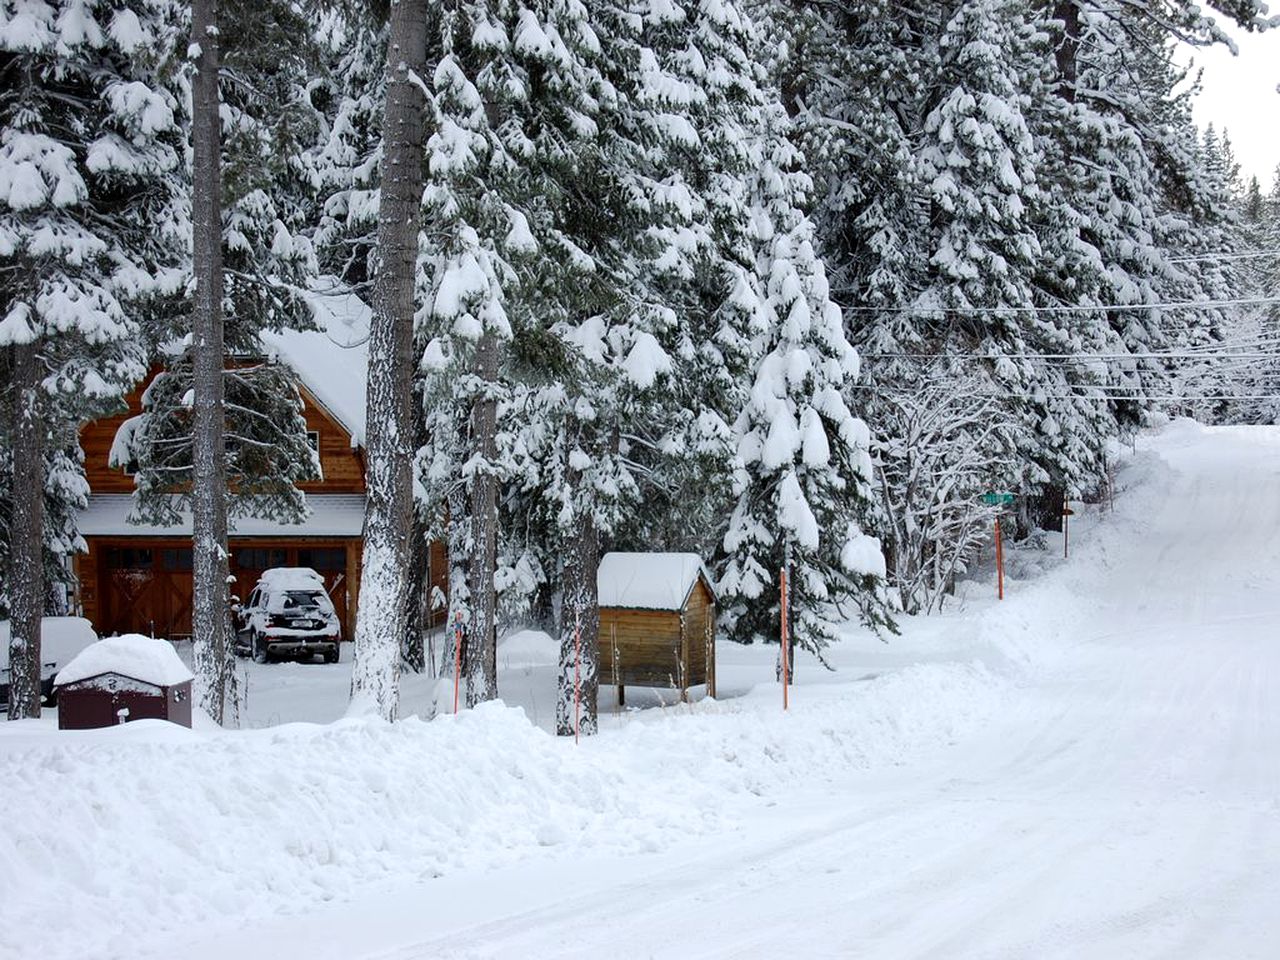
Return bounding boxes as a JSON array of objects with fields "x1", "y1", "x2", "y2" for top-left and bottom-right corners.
[
  {"x1": 54, "y1": 635, "x2": 193, "y2": 688},
  {"x1": 497, "y1": 628, "x2": 559, "y2": 667},
  {"x1": 0, "y1": 660, "x2": 1004, "y2": 960}
]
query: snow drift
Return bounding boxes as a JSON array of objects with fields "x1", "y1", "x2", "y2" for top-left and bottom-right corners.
[{"x1": 0, "y1": 659, "x2": 1003, "y2": 960}]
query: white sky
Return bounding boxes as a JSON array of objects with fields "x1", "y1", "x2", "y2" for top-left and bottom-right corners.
[{"x1": 1184, "y1": 24, "x2": 1280, "y2": 187}]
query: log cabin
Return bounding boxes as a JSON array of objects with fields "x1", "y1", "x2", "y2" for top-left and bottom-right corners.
[{"x1": 72, "y1": 287, "x2": 446, "y2": 643}]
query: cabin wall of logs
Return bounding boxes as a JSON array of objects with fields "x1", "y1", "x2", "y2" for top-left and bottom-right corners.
[{"x1": 598, "y1": 564, "x2": 716, "y2": 703}]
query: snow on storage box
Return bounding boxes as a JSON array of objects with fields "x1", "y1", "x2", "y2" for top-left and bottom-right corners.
[
  {"x1": 597, "y1": 553, "x2": 717, "y2": 701},
  {"x1": 55, "y1": 634, "x2": 194, "y2": 730}
]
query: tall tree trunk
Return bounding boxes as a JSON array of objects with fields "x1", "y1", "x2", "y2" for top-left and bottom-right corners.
[
  {"x1": 6, "y1": 340, "x2": 44, "y2": 720},
  {"x1": 401, "y1": 507, "x2": 428, "y2": 673},
  {"x1": 401, "y1": 395, "x2": 429, "y2": 673},
  {"x1": 464, "y1": 329, "x2": 500, "y2": 705},
  {"x1": 1052, "y1": 0, "x2": 1080, "y2": 102},
  {"x1": 189, "y1": 0, "x2": 234, "y2": 725},
  {"x1": 350, "y1": 0, "x2": 428, "y2": 720},
  {"x1": 556, "y1": 503, "x2": 599, "y2": 737}
]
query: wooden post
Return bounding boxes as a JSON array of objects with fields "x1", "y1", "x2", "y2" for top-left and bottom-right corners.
[
  {"x1": 345, "y1": 541, "x2": 360, "y2": 642},
  {"x1": 611, "y1": 622, "x2": 622, "y2": 714},
  {"x1": 679, "y1": 610, "x2": 689, "y2": 703},
  {"x1": 780, "y1": 564, "x2": 790, "y2": 710},
  {"x1": 995, "y1": 517, "x2": 1004, "y2": 601},
  {"x1": 705, "y1": 608, "x2": 716, "y2": 700}
]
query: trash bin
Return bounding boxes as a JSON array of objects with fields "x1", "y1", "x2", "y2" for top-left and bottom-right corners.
[{"x1": 55, "y1": 634, "x2": 194, "y2": 730}]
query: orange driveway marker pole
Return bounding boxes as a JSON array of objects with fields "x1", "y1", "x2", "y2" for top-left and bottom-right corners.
[
  {"x1": 995, "y1": 516, "x2": 1005, "y2": 601},
  {"x1": 452, "y1": 611, "x2": 463, "y2": 714},
  {"x1": 780, "y1": 565, "x2": 790, "y2": 710}
]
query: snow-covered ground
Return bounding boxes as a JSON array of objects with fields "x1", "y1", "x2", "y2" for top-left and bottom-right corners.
[{"x1": 4, "y1": 419, "x2": 1280, "y2": 959}]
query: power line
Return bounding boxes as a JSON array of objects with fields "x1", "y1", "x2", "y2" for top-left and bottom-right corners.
[
  {"x1": 1167, "y1": 251, "x2": 1280, "y2": 263},
  {"x1": 842, "y1": 295, "x2": 1280, "y2": 315},
  {"x1": 850, "y1": 385, "x2": 1280, "y2": 402},
  {"x1": 860, "y1": 349, "x2": 1280, "y2": 361}
]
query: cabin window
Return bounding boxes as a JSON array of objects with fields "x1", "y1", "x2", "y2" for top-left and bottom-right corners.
[
  {"x1": 162, "y1": 548, "x2": 193, "y2": 572},
  {"x1": 233, "y1": 547, "x2": 288, "y2": 571},
  {"x1": 105, "y1": 547, "x2": 154, "y2": 570},
  {"x1": 297, "y1": 547, "x2": 345, "y2": 571}
]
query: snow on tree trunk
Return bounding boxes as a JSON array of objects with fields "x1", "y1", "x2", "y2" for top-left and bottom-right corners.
[
  {"x1": 556, "y1": 504, "x2": 599, "y2": 738},
  {"x1": 190, "y1": 0, "x2": 235, "y2": 726},
  {"x1": 6, "y1": 340, "x2": 44, "y2": 720},
  {"x1": 464, "y1": 328, "x2": 500, "y2": 705},
  {"x1": 350, "y1": 0, "x2": 429, "y2": 721}
]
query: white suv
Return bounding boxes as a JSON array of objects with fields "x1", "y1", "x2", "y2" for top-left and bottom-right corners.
[{"x1": 233, "y1": 568, "x2": 341, "y2": 664}]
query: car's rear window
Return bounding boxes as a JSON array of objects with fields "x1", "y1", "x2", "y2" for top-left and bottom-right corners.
[{"x1": 266, "y1": 590, "x2": 334, "y2": 614}]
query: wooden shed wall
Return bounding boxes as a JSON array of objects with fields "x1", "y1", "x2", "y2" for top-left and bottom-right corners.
[
  {"x1": 599, "y1": 608, "x2": 684, "y2": 687},
  {"x1": 598, "y1": 576, "x2": 716, "y2": 693},
  {"x1": 683, "y1": 579, "x2": 716, "y2": 695}
]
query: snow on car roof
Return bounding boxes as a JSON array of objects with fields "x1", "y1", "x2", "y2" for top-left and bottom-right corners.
[
  {"x1": 256, "y1": 567, "x2": 327, "y2": 589},
  {"x1": 55, "y1": 634, "x2": 194, "y2": 688},
  {"x1": 596, "y1": 552, "x2": 715, "y2": 611}
]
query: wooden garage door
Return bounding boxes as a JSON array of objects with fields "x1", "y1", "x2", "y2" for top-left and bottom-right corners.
[{"x1": 100, "y1": 545, "x2": 194, "y2": 640}]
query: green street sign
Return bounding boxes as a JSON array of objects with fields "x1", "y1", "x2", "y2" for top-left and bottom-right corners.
[{"x1": 981, "y1": 492, "x2": 1016, "y2": 505}]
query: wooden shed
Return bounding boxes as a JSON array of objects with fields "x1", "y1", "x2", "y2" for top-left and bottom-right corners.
[
  {"x1": 55, "y1": 634, "x2": 194, "y2": 730},
  {"x1": 598, "y1": 552, "x2": 716, "y2": 703}
]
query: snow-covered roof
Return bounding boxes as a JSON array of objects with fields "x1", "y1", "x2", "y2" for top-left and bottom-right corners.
[
  {"x1": 78, "y1": 494, "x2": 366, "y2": 538},
  {"x1": 258, "y1": 280, "x2": 370, "y2": 446},
  {"x1": 597, "y1": 552, "x2": 715, "y2": 611},
  {"x1": 55, "y1": 634, "x2": 193, "y2": 688}
]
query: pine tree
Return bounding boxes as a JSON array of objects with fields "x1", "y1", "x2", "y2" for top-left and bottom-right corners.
[
  {"x1": 1, "y1": 0, "x2": 186, "y2": 718},
  {"x1": 720, "y1": 114, "x2": 887, "y2": 657}
]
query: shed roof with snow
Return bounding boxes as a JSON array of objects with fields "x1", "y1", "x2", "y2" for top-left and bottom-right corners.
[
  {"x1": 55, "y1": 634, "x2": 194, "y2": 689},
  {"x1": 596, "y1": 552, "x2": 716, "y2": 612}
]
